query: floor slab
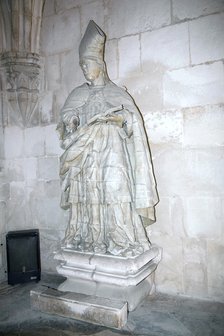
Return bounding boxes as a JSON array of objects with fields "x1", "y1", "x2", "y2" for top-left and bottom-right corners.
[{"x1": 0, "y1": 273, "x2": 224, "y2": 336}]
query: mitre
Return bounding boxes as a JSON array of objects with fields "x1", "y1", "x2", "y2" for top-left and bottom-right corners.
[{"x1": 79, "y1": 20, "x2": 106, "y2": 61}]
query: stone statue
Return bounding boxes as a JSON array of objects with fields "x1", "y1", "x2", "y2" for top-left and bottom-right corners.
[{"x1": 57, "y1": 21, "x2": 158, "y2": 257}]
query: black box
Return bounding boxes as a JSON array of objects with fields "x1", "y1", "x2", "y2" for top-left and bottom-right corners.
[{"x1": 6, "y1": 229, "x2": 41, "y2": 285}]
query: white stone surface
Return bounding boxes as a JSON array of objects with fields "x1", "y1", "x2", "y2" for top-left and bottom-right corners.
[
  {"x1": 173, "y1": 0, "x2": 224, "y2": 21},
  {"x1": 144, "y1": 109, "x2": 183, "y2": 144},
  {"x1": 150, "y1": 233, "x2": 184, "y2": 294},
  {"x1": 4, "y1": 127, "x2": 24, "y2": 159},
  {"x1": 207, "y1": 241, "x2": 224, "y2": 301},
  {"x1": 45, "y1": 55, "x2": 61, "y2": 90},
  {"x1": 41, "y1": 8, "x2": 80, "y2": 55},
  {"x1": 183, "y1": 104, "x2": 224, "y2": 147},
  {"x1": 60, "y1": 50, "x2": 83, "y2": 94},
  {"x1": 105, "y1": 0, "x2": 171, "y2": 38},
  {"x1": 80, "y1": 0, "x2": 105, "y2": 35},
  {"x1": 118, "y1": 70, "x2": 164, "y2": 113},
  {"x1": 31, "y1": 288, "x2": 128, "y2": 328},
  {"x1": 44, "y1": 124, "x2": 63, "y2": 156},
  {"x1": 39, "y1": 91, "x2": 54, "y2": 124},
  {"x1": 105, "y1": 39, "x2": 118, "y2": 80},
  {"x1": 185, "y1": 197, "x2": 222, "y2": 238},
  {"x1": 163, "y1": 62, "x2": 224, "y2": 108},
  {"x1": 141, "y1": 22, "x2": 189, "y2": 70},
  {"x1": 37, "y1": 156, "x2": 59, "y2": 180},
  {"x1": 190, "y1": 13, "x2": 224, "y2": 64},
  {"x1": 183, "y1": 148, "x2": 224, "y2": 196},
  {"x1": 24, "y1": 127, "x2": 45, "y2": 157},
  {"x1": 118, "y1": 35, "x2": 141, "y2": 78}
]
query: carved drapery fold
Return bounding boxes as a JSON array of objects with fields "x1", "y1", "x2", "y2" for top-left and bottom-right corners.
[{"x1": 0, "y1": 0, "x2": 44, "y2": 127}]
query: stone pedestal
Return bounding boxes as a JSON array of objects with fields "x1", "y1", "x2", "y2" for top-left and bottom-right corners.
[
  {"x1": 31, "y1": 245, "x2": 161, "y2": 328},
  {"x1": 54, "y1": 244, "x2": 162, "y2": 312}
]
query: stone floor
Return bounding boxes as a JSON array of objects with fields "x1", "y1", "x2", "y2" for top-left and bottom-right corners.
[{"x1": 0, "y1": 274, "x2": 224, "y2": 336}]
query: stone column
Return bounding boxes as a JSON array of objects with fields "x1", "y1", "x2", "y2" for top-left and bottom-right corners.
[{"x1": 0, "y1": 0, "x2": 44, "y2": 127}]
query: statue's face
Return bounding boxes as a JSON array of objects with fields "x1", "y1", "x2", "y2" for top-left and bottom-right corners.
[{"x1": 80, "y1": 59, "x2": 101, "y2": 82}]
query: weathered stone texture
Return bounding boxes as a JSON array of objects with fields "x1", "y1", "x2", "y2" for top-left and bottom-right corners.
[
  {"x1": 185, "y1": 197, "x2": 222, "y2": 238},
  {"x1": 118, "y1": 35, "x2": 141, "y2": 78},
  {"x1": 172, "y1": 0, "x2": 224, "y2": 22},
  {"x1": 163, "y1": 62, "x2": 224, "y2": 108},
  {"x1": 41, "y1": 8, "x2": 80, "y2": 55},
  {"x1": 37, "y1": 156, "x2": 59, "y2": 181},
  {"x1": 105, "y1": 39, "x2": 118, "y2": 80},
  {"x1": 105, "y1": 0, "x2": 171, "y2": 38},
  {"x1": 144, "y1": 110, "x2": 183, "y2": 144},
  {"x1": 189, "y1": 13, "x2": 224, "y2": 64},
  {"x1": 80, "y1": 0, "x2": 105, "y2": 35},
  {"x1": 183, "y1": 104, "x2": 224, "y2": 147},
  {"x1": 60, "y1": 50, "x2": 83, "y2": 94},
  {"x1": 44, "y1": 55, "x2": 61, "y2": 91},
  {"x1": 141, "y1": 22, "x2": 189, "y2": 71}
]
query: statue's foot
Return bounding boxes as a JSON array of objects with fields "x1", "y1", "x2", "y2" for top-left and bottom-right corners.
[{"x1": 93, "y1": 243, "x2": 107, "y2": 254}]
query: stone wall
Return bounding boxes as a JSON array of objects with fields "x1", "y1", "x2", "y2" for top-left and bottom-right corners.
[{"x1": 2, "y1": 0, "x2": 224, "y2": 300}]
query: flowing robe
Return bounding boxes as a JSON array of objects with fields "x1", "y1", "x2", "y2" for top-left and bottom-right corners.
[{"x1": 58, "y1": 81, "x2": 158, "y2": 256}]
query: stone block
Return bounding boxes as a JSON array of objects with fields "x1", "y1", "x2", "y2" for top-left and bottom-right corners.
[
  {"x1": 207, "y1": 241, "x2": 224, "y2": 301},
  {"x1": 60, "y1": 50, "x2": 83, "y2": 94},
  {"x1": 183, "y1": 238, "x2": 207, "y2": 265},
  {"x1": 53, "y1": 88, "x2": 71, "y2": 123},
  {"x1": 183, "y1": 237, "x2": 208, "y2": 297},
  {"x1": 185, "y1": 197, "x2": 222, "y2": 238},
  {"x1": 37, "y1": 156, "x2": 59, "y2": 181},
  {"x1": 151, "y1": 197, "x2": 172, "y2": 236},
  {"x1": 190, "y1": 13, "x2": 224, "y2": 64},
  {"x1": 118, "y1": 70, "x2": 164, "y2": 113},
  {"x1": 55, "y1": 0, "x2": 82, "y2": 13},
  {"x1": 5, "y1": 158, "x2": 24, "y2": 182},
  {"x1": 172, "y1": 0, "x2": 224, "y2": 22},
  {"x1": 41, "y1": 8, "x2": 80, "y2": 55},
  {"x1": 0, "y1": 182, "x2": 10, "y2": 201},
  {"x1": 45, "y1": 55, "x2": 61, "y2": 90},
  {"x1": 118, "y1": 35, "x2": 141, "y2": 78},
  {"x1": 183, "y1": 263, "x2": 208, "y2": 297},
  {"x1": 183, "y1": 104, "x2": 224, "y2": 147},
  {"x1": 39, "y1": 91, "x2": 54, "y2": 125},
  {"x1": 4, "y1": 126, "x2": 24, "y2": 159},
  {"x1": 24, "y1": 127, "x2": 45, "y2": 157},
  {"x1": 30, "y1": 196, "x2": 65, "y2": 230},
  {"x1": 141, "y1": 22, "x2": 189, "y2": 71},
  {"x1": 144, "y1": 109, "x2": 183, "y2": 144},
  {"x1": 150, "y1": 233, "x2": 184, "y2": 294},
  {"x1": 44, "y1": 124, "x2": 63, "y2": 156},
  {"x1": 183, "y1": 148, "x2": 224, "y2": 196},
  {"x1": 0, "y1": 202, "x2": 6, "y2": 233},
  {"x1": 105, "y1": 39, "x2": 118, "y2": 80},
  {"x1": 105, "y1": 0, "x2": 171, "y2": 38},
  {"x1": 163, "y1": 62, "x2": 224, "y2": 108},
  {"x1": 10, "y1": 181, "x2": 26, "y2": 200},
  {"x1": 31, "y1": 288, "x2": 128, "y2": 329},
  {"x1": 39, "y1": 229, "x2": 64, "y2": 272},
  {"x1": 23, "y1": 158, "x2": 38, "y2": 180},
  {"x1": 170, "y1": 196, "x2": 185, "y2": 238},
  {"x1": 80, "y1": 0, "x2": 105, "y2": 35},
  {"x1": 151, "y1": 144, "x2": 187, "y2": 197}
]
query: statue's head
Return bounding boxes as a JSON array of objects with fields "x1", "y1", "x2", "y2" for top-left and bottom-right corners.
[{"x1": 79, "y1": 21, "x2": 108, "y2": 85}]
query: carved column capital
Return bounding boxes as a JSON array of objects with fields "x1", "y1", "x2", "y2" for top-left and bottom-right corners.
[{"x1": 1, "y1": 52, "x2": 41, "y2": 126}]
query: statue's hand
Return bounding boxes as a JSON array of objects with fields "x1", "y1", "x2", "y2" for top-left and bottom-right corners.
[{"x1": 65, "y1": 116, "x2": 79, "y2": 133}]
